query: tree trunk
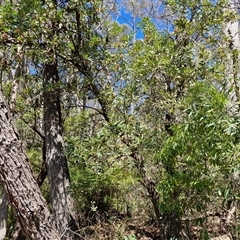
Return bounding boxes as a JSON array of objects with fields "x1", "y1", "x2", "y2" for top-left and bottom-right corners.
[
  {"x1": 224, "y1": 0, "x2": 240, "y2": 112},
  {"x1": 43, "y1": 63, "x2": 79, "y2": 239},
  {"x1": 0, "y1": 90, "x2": 59, "y2": 240}
]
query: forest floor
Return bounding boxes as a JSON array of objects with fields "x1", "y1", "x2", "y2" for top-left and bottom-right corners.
[{"x1": 78, "y1": 207, "x2": 237, "y2": 240}]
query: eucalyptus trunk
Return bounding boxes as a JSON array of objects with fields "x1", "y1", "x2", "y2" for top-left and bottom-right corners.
[
  {"x1": 0, "y1": 90, "x2": 59, "y2": 240},
  {"x1": 224, "y1": 0, "x2": 240, "y2": 112},
  {"x1": 43, "y1": 63, "x2": 79, "y2": 239}
]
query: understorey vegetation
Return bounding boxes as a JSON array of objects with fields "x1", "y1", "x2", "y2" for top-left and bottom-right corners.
[{"x1": 0, "y1": 0, "x2": 239, "y2": 239}]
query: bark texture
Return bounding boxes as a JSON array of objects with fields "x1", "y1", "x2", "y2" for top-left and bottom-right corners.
[
  {"x1": 0, "y1": 90, "x2": 59, "y2": 240},
  {"x1": 43, "y1": 63, "x2": 79, "y2": 239}
]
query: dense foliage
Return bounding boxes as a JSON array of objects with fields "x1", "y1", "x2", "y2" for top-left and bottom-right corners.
[{"x1": 0, "y1": 0, "x2": 239, "y2": 239}]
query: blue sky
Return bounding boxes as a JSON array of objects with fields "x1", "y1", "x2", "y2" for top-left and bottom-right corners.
[
  {"x1": 117, "y1": 10, "x2": 144, "y2": 39},
  {"x1": 116, "y1": 3, "x2": 174, "y2": 40}
]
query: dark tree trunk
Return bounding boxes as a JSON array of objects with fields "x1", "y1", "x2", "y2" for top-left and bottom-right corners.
[
  {"x1": 0, "y1": 90, "x2": 59, "y2": 240},
  {"x1": 43, "y1": 63, "x2": 79, "y2": 239}
]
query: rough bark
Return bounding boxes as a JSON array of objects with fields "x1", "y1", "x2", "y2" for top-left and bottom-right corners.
[
  {"x1": 43, "y1": 63, "x2": 79, "y2": 239},
  {"x1": 0, "y1": 90, "x2": 59, "y2": 240}
]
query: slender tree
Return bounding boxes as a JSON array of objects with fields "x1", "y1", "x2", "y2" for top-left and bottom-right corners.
[
  {"x1": 43, "y1": 62, "x2": 79, "y2": 239},
  {"x1": 224, "y1": 0, "x2": 240, "y2": 112}
]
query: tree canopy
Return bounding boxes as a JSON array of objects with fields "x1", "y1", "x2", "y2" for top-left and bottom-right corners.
[{"x1": 0, "y1": 0, "x2": 239, "y2": 239}]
